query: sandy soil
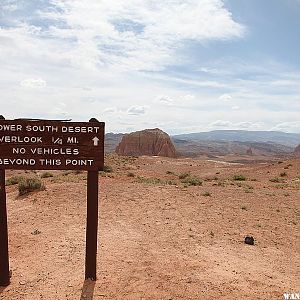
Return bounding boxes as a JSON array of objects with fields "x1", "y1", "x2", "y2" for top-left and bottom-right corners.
[{"x1": 0, "y1": 154, "x2": 299, "y2": 299}]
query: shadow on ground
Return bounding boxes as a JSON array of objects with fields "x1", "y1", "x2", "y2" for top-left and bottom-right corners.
[
  {"x1": 0, "y1": 285, "x2": 9, "y2": 296},
  {"x1": 80, "y1": 279, "x2": 96, "y2": 300}
]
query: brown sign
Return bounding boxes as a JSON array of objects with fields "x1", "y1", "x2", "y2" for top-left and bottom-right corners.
[
  {"x1": 0, "y1": 117, "x2": 104, "y2": 286},
  {"x1": 0, "y1": 120, "x2": 105, "y2": 170}
]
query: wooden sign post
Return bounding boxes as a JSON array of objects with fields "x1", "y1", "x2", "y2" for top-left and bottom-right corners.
[
  {"x1": 0, "y1": 117, "x2": 105, "y2": 286},
  {"x1": 0, "y1": 168, "x2": 9, "y2": 286}
]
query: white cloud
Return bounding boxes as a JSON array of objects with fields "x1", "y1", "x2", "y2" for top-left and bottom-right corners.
[
  {"x1": 271, "y1": 121, "x2": 300, "y2": 133},
  {"x1": 127, "y1": 105, "x2": 148, "y2": 115},
  {"x1": 155, "y1": 95, "x2": 174, "y2": 105},
  {"x1": 231, "y1": 105, "x2": 240, "y2": 110},
  {"x1": 210, "y1": 120, "x2": 232, "y2": 127},
  {"x1": 199, "y1": 67, "x2": 221, "y2": 74},
  {"x1": 182, "y1": 94, "x2": 195, "y2": 101},
  {"x1": 33, "y1": 0, "x2": 246, "y2": 71},
  {"x1": 219, "y1": 93, "x2": 232, "y2": 101},
  {"x1": 270, "y1": 80, "x2": 298, "y2": 87},
  {"x1": 1, "y1": 0, "x2": 19, "y2": 12},
  {"x1": 209, "y1": 120, "x2": 264, "y2": 130},
  {"x1": 0, "y1": 1, "x2": 299, "y2": 134},
  {"x1": 2, "y1": 4, "x2": 18, "y2": 12},
  {"x1": 20, "y1": 78, "x2": 47, "y2": 88},
  {"x1": 103, "y1": 107, "x2": 118, "y2": 114}
]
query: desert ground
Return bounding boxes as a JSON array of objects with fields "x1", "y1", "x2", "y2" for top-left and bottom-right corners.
[{"x1": 0, "y1": 154, "x2": 299, "y2": 300}]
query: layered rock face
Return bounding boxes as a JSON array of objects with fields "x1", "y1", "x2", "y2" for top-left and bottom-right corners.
[
  {"x1": 115, "y1": 128, "x2": 176, "y2": 158},
  {"x1": 294, "y1": 144, "x2": 300, "y2": 155}
]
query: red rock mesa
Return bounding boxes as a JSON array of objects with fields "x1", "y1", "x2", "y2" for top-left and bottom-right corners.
[{"x1": 116, "y1": 128, "x2": 176, "y2": 158}]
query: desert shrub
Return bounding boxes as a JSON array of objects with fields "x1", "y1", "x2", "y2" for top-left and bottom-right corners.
[
  {"x1": 274, "y1": 183, "x2": 288, "y2": 189},
  {"x1": 18, "y1": 177, "x2": 45, "y2": 196},
  {"x1": 5, "y1": 175, "x2": 24, "y2": 186},
  {"x1": 280, "y1": 172, "x2": 287, "y2": 177},
  {"x1": 165, "y1": 180, "x2": 177, "y2": 185},
  {"x1": 202, "y1": 191, "x2": 211, "y2": 197},
  {"x1": 233, "y1": 175, "x2": 246, "y2": 181},
  {"x1": 99, "y1": 172, "x2": 114, "y2": 178},
  {"x1": 41, "y1": 172, "x2": 54, "y2": 178},
  {"x1": 178, "y1": 172, "x2": 190, "y2": 180},
  {"x1": 127, "y1": 172, "x2": 135, "y2": 177},
  {"x1": 166, "y1": 171, "x2": 174, "y2": 175},
  {"x1": 31, "y1": 229, "x2": 41, "y2": 235},
  {"x1": 103, "y1": 165, "x2": 113, "y2": 173},
  {"x1": 136, "y1": 176, "x2": 163, "y2": 184},
  {"x1": 181, "y1": 175, "x2": 202, "y2": 186},
  {"x1": 269, "y1": 177, "x2": 285, "y2": 183},
  {"x1": 215, "y1": 180, "x2": 225, "y2": 187},
  {"x1": 204, "y1": 176, "x2": 218, "y2": 182}
]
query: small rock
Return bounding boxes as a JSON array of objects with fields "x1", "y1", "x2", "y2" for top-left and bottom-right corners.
[
  {"x1": 245, "y1": 236, "x2": 255, "y2": 245},
  {"x1": 19, "y1": 281, "x2": 26, "y2": 285}
]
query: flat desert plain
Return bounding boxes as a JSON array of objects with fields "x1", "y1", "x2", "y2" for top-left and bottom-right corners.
[{"x1": 1, "y1": 154, "x2": 299, "y2": 300}]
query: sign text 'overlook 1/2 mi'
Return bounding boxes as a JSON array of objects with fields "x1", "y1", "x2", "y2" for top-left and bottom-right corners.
[{"x1": 0, "y1": 119, "x2": 105, "y2": 170}]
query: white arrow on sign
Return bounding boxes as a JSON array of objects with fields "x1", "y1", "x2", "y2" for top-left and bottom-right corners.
[{"x1": 92, "y1": 137, "x2": 100, "y2": 146}]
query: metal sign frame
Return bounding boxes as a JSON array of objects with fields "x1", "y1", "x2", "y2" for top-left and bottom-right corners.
[{"x1": 0, "y1": 116, "x2": 104, "y2": 286}]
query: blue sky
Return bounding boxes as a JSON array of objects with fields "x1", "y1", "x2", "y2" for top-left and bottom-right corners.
[{"x1": 0, "y1": 0, "x2": 299, "y2": 134}]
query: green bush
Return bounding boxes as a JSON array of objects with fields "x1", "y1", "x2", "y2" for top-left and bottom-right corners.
[
  {"x1": 178, "y1": 172, "x2": 190, "y2": 180},
  {"x1": 269, "y1": 177, "x2": 285, "y2": 183},
  {"x1": 5, "y1": 176, "x2": 24, "y2": 186},
  {"x1": 233, "y1": 175, "x2": 246, "y2": 181},
  {"x1": 136, "y1": 176, "x2": 163, "y2": 184},
  {"x1": 18, "y1": 177, "x2": 45, "y2": 196},
  {"x1": 41, "y1": 172, "x2": 54, "y2": 178},
  {"x1": 103, "y1": 165, "x2": 113, "y2": 173},
  {"x1": 181, "y1": 175, "x2": 202, "y2": 186},
  {"x1": 165, "y1": 180, "x2": 177, "y2": 185},
  {"x1": 215, "y1": 180, "x2": 225, "y2": 187}
]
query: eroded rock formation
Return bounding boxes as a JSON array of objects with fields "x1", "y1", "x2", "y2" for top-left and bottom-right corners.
[{"x1": 116, "y1": 128, "x2": 176, "y2": 157}]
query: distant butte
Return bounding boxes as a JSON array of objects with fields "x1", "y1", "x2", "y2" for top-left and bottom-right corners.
[{"x1": 115, "y1": 128, "x2": 176, "y2": 158}]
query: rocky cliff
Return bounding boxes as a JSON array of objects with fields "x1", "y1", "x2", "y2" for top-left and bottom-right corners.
[{"x1": 116, "y1": 128, "x2": 176, "y2": 157}]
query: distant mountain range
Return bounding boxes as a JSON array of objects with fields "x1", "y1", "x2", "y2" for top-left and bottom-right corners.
[
  {"x1": 173, "y1": 130, "x2": 300, "y2": 147},
  {"x1": 172, "y1": 139, "x2": 294, "y2": 158},
  {"x1": 105, "y1": 130, "x2": 300, "y2": 157}
]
